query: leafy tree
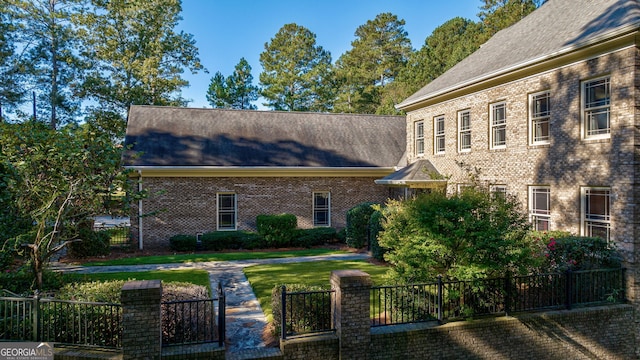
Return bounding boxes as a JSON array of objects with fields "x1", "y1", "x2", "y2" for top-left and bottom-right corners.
[
  {"x1": 0, "y1": 120, "x2": 126, "y2": 289},
  {"x1": 0, "y1": 5, "x2": 25, "y2": 118},
  {"x1": 478, "y1": 0, "x2": 543, "y2": 41},
  {"x1": 378, "y1": 187, "x2": 533, "y2": 284},
  {"x1": 333, "y1": 13, "x2": 412, "y2": 114},
  {"x1": 76, "y1": 0, "x2": 203, "y2": 119},
  {"x1": 7, "y1": 0, "x2": 85, "y2": 128},
  {"x1": 259, "y1": 23, "x2": 333, "y2": 112},
  {"x1": 206, "y1": 58, "x2": 258, "y2": 109},
  {"x1": 398, "y1": 17, "x2": 483, "y2": 96}
]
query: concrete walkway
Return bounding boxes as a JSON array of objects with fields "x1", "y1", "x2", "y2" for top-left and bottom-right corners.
[{"x1": 55, "y1": 253, "x2": 370, "y2": 352}]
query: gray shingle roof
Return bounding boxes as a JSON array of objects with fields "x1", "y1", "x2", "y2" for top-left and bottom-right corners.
[
  {"x1": 123, "y1": 106, "x2": 406, "y2": 168},
  {"x1": 398, "y1": 0, "x2": 640, "y2": 109}
]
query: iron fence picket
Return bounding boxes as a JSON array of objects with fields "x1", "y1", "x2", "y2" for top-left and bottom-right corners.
[{"x1": 280, "y1": 288, "x2": 335, "y2": 338}]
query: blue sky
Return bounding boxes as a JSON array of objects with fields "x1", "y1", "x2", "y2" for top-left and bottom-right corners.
[{"x1": 178, "y1": 1, "x2": 482, "y2": 109}]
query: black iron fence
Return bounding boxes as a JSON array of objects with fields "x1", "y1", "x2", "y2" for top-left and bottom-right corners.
[
  {"x1": 1, "y1": 283, "x2": 227, "y2": 349},
  {"x1": 371, "y1": 268, "x2": 625, "y2": 327},
  {"x1": 94, "y1": 225, "x2": 130, "y2": 247},
  {"x1": 0, "y1": 291, "x2": 122, "y2": 348},
  {"x1": 161, "y1": 282, "x2": 225, "y2": 347},
  {"x1": 280, "y1": 286, "x2": 334, "y2": 339}
]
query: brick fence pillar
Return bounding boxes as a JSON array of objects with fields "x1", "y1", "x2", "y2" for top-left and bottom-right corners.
[
  {"x1": 331, "y1": 270, "x2": 371, "y2": 360},
  {"x1": 121, "y1": 280, "x2": 162, "y2": 360}
]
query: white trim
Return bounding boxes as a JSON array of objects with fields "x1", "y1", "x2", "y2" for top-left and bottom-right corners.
[
  {"x1": 528, "y1": 185, "x2": 550, "y2": 231},
  {"x1": 137, "y1": 171, "x2": 143, "y2": 250},
  {"x1": 217, "y1": 192, "x2": 238, "y2": 231},
  {"x1": 433, "y1": 115, "x2": 445, "y2": 154},
  {"x1": 580, "y1": 75, "x2": 611, "y2": 141},
  {"x1": 489, "y1": 101, "x2": 507, "y2": 150},
  {"x1": 124, "y1": 166, "x2": 395, "y2": 178},
  {"x1": 415, "y1": 120, "x2": 425, "y2": 156},
  {"x1": 312, "y1": 191, "x2": 331, "y2": 227},
  {"x1": 528, "y1": 90, "x2": 551, "y2": 146},
  {"x1": 580, "y1": 186, "x2": 612, "y2": 242},
  {"x1": 457, "y1": 109, "x2": 471, "y2": 153}
]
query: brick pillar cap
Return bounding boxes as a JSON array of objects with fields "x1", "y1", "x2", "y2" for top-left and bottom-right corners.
[
  {"x1": 331, "y1": 270, "x2": 371, "y2": 285},
  {"x1": 122, "y1": 279, "x2": 162, "y2": 291}
]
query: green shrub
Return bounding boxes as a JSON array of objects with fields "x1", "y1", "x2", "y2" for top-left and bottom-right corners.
[
  {"x1": 368, "y1": 209, "x2": 386, "y2": 261},
  {"x1": 256, "y1": 213, "x2": 297, "y2": 248},
  {"x1": 201, "y1": 231, "x2": 264, "y2": 251},
  {"x1": 68, "y1": 228, "x2": 111, "y2": 258},
  {"x1": 169, "y1": 234, "x2": 197, "y2": 252},
  {"x1": 529, "y1": 230, "x2": 621, "y2": 272},
  {"x1": 271, "y1": 283, "x2": 331, "y2": 337},
  {"x1": 345, "y1": 202, "x2": 378, "y2": 248},
  {"x1": 0, "y1": 266, "x2": 64, "y2": 294},
  {"x1": 292, "y1": 228, "x2": 338, "y2": 248}
]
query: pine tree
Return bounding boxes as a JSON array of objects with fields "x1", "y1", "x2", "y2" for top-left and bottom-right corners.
[{"x1": 207, "y1": 58, "x2": 258, "y2": 110}]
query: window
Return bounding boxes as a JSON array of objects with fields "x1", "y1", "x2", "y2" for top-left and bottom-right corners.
[
  {"x1": 490, "y1": 185, "x2": 507, "y2": 199},
  {"x1": 458, "y1": 110, "x2": 471, "y2": 152},
  {"x1": 581, "y1": 187, "x2": 611, "y2": 242},
  {"x1": 217, "y1": 193, "x2": 237, "y2": 230},
  {"x1": 490, "y1": 102, "x2": 506, "y2": 149},
  {"x1": 582, "y1": 76, "x2": 611, "y2": 139},
  {"x1": 415, "y1": 121, "x2": 424, "y2": 156},
  {"x1": 529, "y1": 91, "x2": 550, "y2": 145},
  {"x1": 529, "y1": 186, "x2": 550, "y2": 231},
  {"x1": 434, "y1": 116, "x2": 445, "y2": 154},
  {"x1": 313, "y1": 191, "x2": 330, "y2": 227}
]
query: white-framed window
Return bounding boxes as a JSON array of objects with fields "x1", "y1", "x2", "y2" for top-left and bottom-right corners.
[
  {"x1": 313, "y1": 191, "x2": 331, "y2": 227},
  {"x1": 457, "y1": 183, "x2": 472, "y2": 194},
  {"x1": 490, "y1": 102, "x2": 506, "y2": 149},
  {"x1": 415, "y1": 121, "x2": 424, "y2": 156},
  {"x1": 490, "y1": 185, "x2": 507, "y2": 199},
  {"x1": 582, "y1": 76, "x2": 611, "y2": 139},
  {"x1": 529, "y1": 186, "x2": 550, "y2": 231},
  {"x1": 458, "y1": 110, "x2": 471, "y2": 152},
  {"x1": 434, "y1": 115, "x2": 445, "y2": 154},
  {"x1": 581, "y1": 187, "x2": 611, "y2": 242},
  {"x1": 529, "y1": 91, "x2": 550, "y2": 145},
  {"x1": 217, "y1": 193, "x2": 237, "y2": 231}
]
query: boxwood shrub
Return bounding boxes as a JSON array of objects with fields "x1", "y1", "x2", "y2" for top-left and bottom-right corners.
[
  {"x1": 68, "y1": 228, "x2": 111, "y2": 258},
  {"x1": 169, "y1": 234, "x2": 197, "y2": 252},
  {"x1": 256, "y1": 213, "x2": 297, "y2": 248},
  {"x1": 345, "y1": 202, "x2": 378, "y2": 248},
  {"x1": 292, "y1": 227, "x2": 338, "y2": 248},
  {"x1": 201, "y1": 231, "x2": 265, "y2": 251},
  {"x1": 368, "y1": 209, "x2": 386, "y2": 261}
]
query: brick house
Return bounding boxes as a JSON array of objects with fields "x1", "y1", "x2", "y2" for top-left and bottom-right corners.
[
  {"x1": 123, "y1": 106, "x2": 405, "y2": 249},
  {"x1": 390, "y1": 0, "x2": 640, "y2": 327}
]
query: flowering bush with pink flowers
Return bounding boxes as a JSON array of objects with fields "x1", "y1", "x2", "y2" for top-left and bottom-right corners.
[{"x1": 527, "y1": 231, "x2": 620, "y2": 272}]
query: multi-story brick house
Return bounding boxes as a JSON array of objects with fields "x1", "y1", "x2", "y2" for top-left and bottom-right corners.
[
  {"x1": 390, "y1": 0, "x2": 640, "y2": 315},
  {"x1": 123, "y1": 106, "x2": 405, "y2": 249}
]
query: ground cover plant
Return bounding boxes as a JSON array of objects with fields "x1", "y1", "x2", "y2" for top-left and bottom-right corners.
[
  {"x1": 243, "y1": 260, "x2": 387, "y2": 322},
  {"x1": 82, "y1": 248, "x2": 349, "y2": 266},
  {"x1": 64, "y1": 269, "x2": 211, "y2": 291}
]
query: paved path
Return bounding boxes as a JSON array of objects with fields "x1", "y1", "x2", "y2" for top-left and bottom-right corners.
[{"x1": 55, "y1": 253, "x2": 370, "y2": 352}]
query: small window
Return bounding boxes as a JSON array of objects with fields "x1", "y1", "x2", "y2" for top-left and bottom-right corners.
[
  {"x1": 313, "y1": 191, "x2": 330, "y2": 227},
  {"x1": 415, "y1": 121, "x2": 424, "y2": 156},
  {"x1": 434, "y1": 116, "x2": 445, "y2": 154},
  {"x1": 490, "y1": 185, "x2": 507, "y2": 199},
  {"x1": 529, "y1": 91, "x2": 550, "y2": 145},
  {"x1": 490, "y1": 102, "x2": 506, "y2": 149},
  {"x1": 581, "y1": 187, "x2": 611, "y2": 242},
  {"x1": 582, "y1": 76, "x2": 610, "y2": 139},
  {"x1": 529, "y1": 186, "x2": 550, "y2": 231},
  {"x1": 458, "y1": 110, "x2": 471, "y2": 152},
  {"x1": 217, "y1": 193, "x2": 237, "y2": 230}
]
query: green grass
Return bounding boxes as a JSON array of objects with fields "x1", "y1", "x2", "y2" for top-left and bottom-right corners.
[
  {"x1": 244, "y1": 260, "x2": 389, "y2": 322},
  {"x1": 64, "y1": 269, "x2": 211, "y2": 289},
  {"x1": 83, "y1": 248, "x2": 348, "y2": 266}
]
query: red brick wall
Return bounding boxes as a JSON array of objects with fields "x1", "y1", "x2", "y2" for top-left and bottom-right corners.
[{"x1": 131, "y1": 176, "x2": 395, "y2": 249}]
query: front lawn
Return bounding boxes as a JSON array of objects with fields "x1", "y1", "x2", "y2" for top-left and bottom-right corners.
[
  {"x1": 82, "y1": 248, "x2": 349, "y2": 266},
  {"x1": 244, "y1": 260, "x2": 388, "y2": 322}
]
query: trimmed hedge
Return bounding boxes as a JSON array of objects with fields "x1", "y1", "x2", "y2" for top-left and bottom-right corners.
[
  {"x1": 292, "y1": 227, "x2": 338, "y2": 248},
  {"x1": 345, "y1": 202, "x2": 378, "y2": 248},
  {"x1": 201, "y1": 231, "x2": 264, "y2": 251},
  {"x1": 257, "y1": 213, "x2": 298, "y2": 247},
  {"x1": 169, "y1": 234, "x2": 197, "y2": 251}
]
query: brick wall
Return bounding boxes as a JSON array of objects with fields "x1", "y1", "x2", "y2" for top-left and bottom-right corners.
[
  {"x1": 131, "y1": 176, "x2": 394, "y2": 249},
  {"x1": 120, "y1": 280, "x2": 162, "y2": 360},
  {"x1": 404, "y1": 46, "x2": 640, "y2": 311}
]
